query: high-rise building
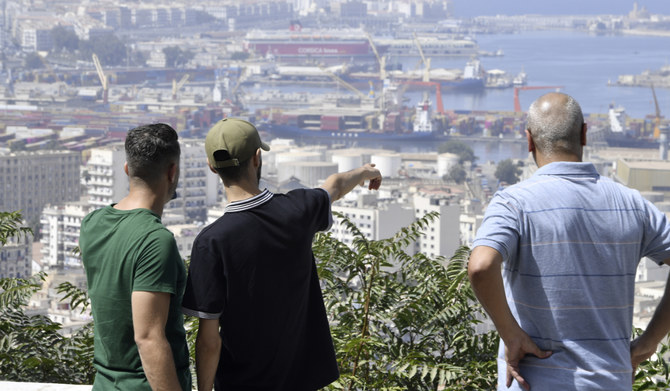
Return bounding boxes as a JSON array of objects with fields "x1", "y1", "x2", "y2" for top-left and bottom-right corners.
[
  {"x1": 0, "y1": 230, "x2": 32, "y2": 278},
  {"x1": 331, "y1": 196, "x2": 415, "y2": 247},
  {"x1": 85, "y1": 145, "x2": 128, "y2": 209},
  {"x1": 413, "y1": 192, "x2": 460, "y2": 259},
  {"x1": 166, "y1": 140, "x2": 220, "y2": 222},
  {"x1": 0, "y1": 150, "x2": 81, "y2": 225},
  {"x1": 40, "y1": 201, "x2": 91, "y2": 270}
]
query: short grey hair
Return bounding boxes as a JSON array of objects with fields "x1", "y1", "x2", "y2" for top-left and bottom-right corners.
[{"x1": 527, "y1": 93, "x2": 583, "y2": 156}]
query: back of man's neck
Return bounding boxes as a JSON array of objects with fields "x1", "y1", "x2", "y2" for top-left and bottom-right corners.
[
  {"x1": 114, "y1": 187, "x2": 164, "y2": 217},
  {"x1": 225, "y1": 184, "x2": 262, "y2": 203},
  {"x1": 535, "y1": 154, "x2": 582, "y2": 168}
]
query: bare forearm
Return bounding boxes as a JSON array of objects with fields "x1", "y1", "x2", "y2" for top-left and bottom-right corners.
[
  {"x1": 468, "y1": 246, "x2": 521, "y2": 340},
  {"x1": 641, "y1": 273, "x2": 670, "y2": 345},
  {"x1": 321, "y1": 164, "x2": 381, "y2": 202},
  {"x1": 137, "y1": 338, "x2": 182, "y2": 391},
  {"x1": 195, "y1": 319, "x2": 221, "y2": 391}
]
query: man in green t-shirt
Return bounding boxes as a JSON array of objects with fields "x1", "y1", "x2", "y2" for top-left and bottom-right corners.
[{"x1": 80, "y1": 123, "x2": 191, "y2": 390}]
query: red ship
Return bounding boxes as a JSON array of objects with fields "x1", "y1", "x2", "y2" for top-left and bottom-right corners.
[{"x1": 244, "y1": 29, "x2": 373, "y2": 61}]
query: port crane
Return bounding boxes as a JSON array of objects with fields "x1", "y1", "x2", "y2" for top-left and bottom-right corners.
[
  {"x1": 513, "y1": 85, "x2": 563, "y2": 113},
  {"x1": 92, "y1": 53, "x2": 108, "y2": 104},
  {"x1": 172, "y1": 74, "x2": 190, "y2": 101},
  {"x1": 651, "y1": 84, "x2": 663, "y2": 139},
  {"x1": 413, "y1": 32, "x2": 431, "y2": 82},
  {"x1": 317, "y1": 64, "x2": 369, "y2": 101},
  {"x1": 365, "y1": 32, "x2": 386, "y2": 81}
]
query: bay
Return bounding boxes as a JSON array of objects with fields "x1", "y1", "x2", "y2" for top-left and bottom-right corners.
[{"x1": 406, "y1": 30, "x2": 670, "y2": 118}]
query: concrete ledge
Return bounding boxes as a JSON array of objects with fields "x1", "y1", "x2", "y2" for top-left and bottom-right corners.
[{"x1": 0, "y1": 382, "x2": 92, "y2": 390}]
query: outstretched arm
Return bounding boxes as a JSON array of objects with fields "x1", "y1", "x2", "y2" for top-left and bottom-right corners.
[
  {"x1": 132, "y1": 291, "x2": 182, "y2": 391},
  {"x1": 468, "y1": 246, "x2": 551, "y2": 390},
  {"x1": 631, "y1": 268, "x2": 670, "y2": 371},
  {"x1": 320, "y1": 163, "x2": 382, "y2": 203}
]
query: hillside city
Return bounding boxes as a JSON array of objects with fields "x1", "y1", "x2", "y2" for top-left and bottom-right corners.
[{"x1": 3, "y1": 1, "x2": 670, "y2": 387}]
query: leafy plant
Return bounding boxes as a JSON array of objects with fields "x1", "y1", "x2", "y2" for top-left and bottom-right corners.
[
  {"x1": 0, "y1": 211, "x2": 94, "y2": 384},
  {"x1": 0, "y1": 211, "x2": 32, "y2": 246},
  {"x1": 0, "y1": 274, "x2": 95, "y2": 384},
  {"x1": 633, "y1": 328, "x2": 670, "y2": 390},
  {"x1": 314, "y1": 212, "x2": 498, "y2": 390}
]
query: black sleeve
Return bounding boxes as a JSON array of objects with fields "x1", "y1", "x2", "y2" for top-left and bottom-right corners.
[
  {"x1": 181, "y1": 235, "x2": 226, "y2": 319},
  {"x1": 300, "y1": 188, "x2": 332, "y2": 233}
]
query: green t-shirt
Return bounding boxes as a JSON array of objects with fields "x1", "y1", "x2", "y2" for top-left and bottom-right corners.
[{"x1": 80, "y1": 206, "x2": 191, "y2": 391}]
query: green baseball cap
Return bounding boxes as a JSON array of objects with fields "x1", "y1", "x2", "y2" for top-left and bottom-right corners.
[{"x1": 205, "y1": 118, "x2": 270, "y2": 168}]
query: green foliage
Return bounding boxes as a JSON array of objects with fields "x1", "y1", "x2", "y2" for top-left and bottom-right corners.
[
  {"x1": 163, "y1": 46, "x2": 195, "y2": 68},
  {"x1": 314, "y1": 212, "x2": 497, "y2": 390},
  {"x1": 0, "y1": 210, "x2": 94, "y2": 384},
  {"x1": 438, "y1": 140, "x2": 476, "y2": 164},
  {"x1": 494, "y1": 158, "x2": 522, "y2": 185},
  {"x1": 0, "y1": 211, "x2": 32, "y2": 246},
  {"x1": 79, "y1": 34, "x2": 127, "y2": 66},
  {"x1": 51, "y1": 26, "x2": 79, "y2": 52},
  {"x1": 0, "y1": 274, "x2": 95, "y2": 384},
  {"x1": 24, "y1": 53, "x2": 44, "y2": 70},
  {"x1": 633, "y1": 329, "x2": 670, "y2": 390},
  {"x1": 446, "y1": 164, "x2": 467, "y2": 184}
]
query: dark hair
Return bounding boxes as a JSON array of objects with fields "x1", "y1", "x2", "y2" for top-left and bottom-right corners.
[
  {"x1": 125, "y1": 123, "x2": 180, "y2": 183},
  {"x1": 213, "y1": 155, "x2": 253, "y2": 184}
]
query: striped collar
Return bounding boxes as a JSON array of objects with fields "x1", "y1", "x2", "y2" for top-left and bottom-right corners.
[{"x1": 224, "y1": 189, "x2": 274, "y2": 213}]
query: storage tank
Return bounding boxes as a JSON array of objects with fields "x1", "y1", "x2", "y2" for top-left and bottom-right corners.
[
  {"x1": 261, "y1": 144, "x2": 293, "y2": 175},
  {"x1": 276, "y1": 151, "x2": 322, "y2": 165},
  {"x1": 278, "y1": 161, "x2": 338, "y2": 187},
  {"x1": 371, "y1": 153, "x2": 401, "y2": 178},
  {"x1": 437, "y1": 153, "x2": 460, "y2": 178},
  {"x1": 331, "y1": 152, "x2": 363, "y2": 172}
]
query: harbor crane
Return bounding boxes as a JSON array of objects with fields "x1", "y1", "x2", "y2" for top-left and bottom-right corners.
[
  {"x1": 365, "y1": 32, "x2": 386, "y2": 80},
  {"x1": 317, "y1": 64, "x2": 369, "y2": 101},
  {"x1": 651, "y1": 84, "x2": 663, "y2": 139},
  {"x1": 172, "y1": 74, "x2": 190, "y2": 101},
  {"x1": 92, "y1": 53, "x2": 108, "y2": 104},
  {"x1": 513, "y1": 85, "x2": 563, "y2": 113},
  {"x1": 412, "y1": 32, "x2": 431, "y2": 82}
]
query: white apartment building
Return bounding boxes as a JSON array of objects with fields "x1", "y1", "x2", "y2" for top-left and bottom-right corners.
[
  {"x1": 14, "y1": 18, "x2": 55, "y2": 52},
  {"x1": 0, "y1": 150, "x2": 81, "y2": 225},
  {"x1": 331, "y1": 196, "x2": 415, "y2": 247},
  {"x1": 413, "y1": 193, "x2": 461, "y2": 259},
  {"x1": 40, "y1": 201, "x2": 92, "y2": 270},
  {"x1": 0, "y1": 232, "x2": 32, "y2": 278},
  {"x1": 166, "y1": 140, "x2": 220, "y2": 222},
  {"x1": 86, "y1": 145, "x2": 128, "y2": 209}
]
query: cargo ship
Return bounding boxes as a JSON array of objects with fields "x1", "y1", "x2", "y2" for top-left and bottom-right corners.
[
  {"x1": 257, "y1": 98, "x2": 448, "y2": 142},
  {"x1": 375, "y1": 36, "x2": 479, "y2": 57},
  {"x1": 603, "y1": 104, "x2": 658, "y2": 148}
]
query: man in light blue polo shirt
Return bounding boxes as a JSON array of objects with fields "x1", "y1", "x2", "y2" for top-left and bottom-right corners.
[{"x1": 468, "y1": 92, "x2": 670, "y2": 390}]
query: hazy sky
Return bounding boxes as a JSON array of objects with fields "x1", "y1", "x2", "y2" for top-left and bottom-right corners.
[{"x1": 452, "y1": 0, "x2": 670, "y2": 17}]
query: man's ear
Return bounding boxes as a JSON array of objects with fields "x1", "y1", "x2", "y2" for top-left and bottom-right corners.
[
  {"x1": 124, "y1": 162, "x2": 129, "y2": 176},
  {"x1": 525, "y1": 129, "x2": 535, "y2": 153},
  {"x1": 207, "y1": 161, "x2": 217, "y2": 174},
  {"x1": 252, "y1": 148, "x2": 261, "y2": 167},
  {"x1": 581, "y1": 123, "x2": 588, "y2": 146},
  {"x1": 168, "y1": 162, "x2": 178, "y2": 183}
]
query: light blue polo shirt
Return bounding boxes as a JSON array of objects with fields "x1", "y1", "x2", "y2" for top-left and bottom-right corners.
[{"x1": 474, "y1": 161, "x2": 670, "y2": 391}]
